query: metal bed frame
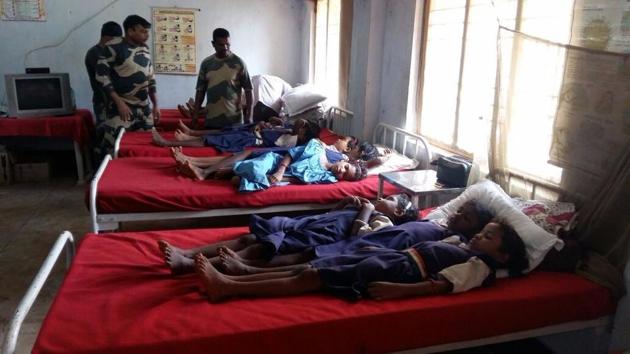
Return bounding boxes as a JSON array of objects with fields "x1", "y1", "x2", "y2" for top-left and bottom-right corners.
[
  {"x1": 2, "y1": 231, "x2": 616, "y2": 354},
  {"x1": 90, "y1": 108, "x2": 434, "y2": 233}
]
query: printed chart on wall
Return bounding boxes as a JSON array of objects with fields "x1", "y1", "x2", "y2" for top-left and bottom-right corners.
[
  {"x1": 1, "y1": 0, "x2": 46, "y2": 21},
  {"x1": 152, "y1": 7, "x2": 197, "y2": 75}
]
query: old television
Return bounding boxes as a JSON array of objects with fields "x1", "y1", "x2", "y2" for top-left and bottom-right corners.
[{"x1": 4, "y1": 73, "x2": 75, "y2": 117}]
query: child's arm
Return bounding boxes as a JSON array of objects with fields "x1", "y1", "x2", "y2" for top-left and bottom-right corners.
[
  {"x1": 351, "y1": 201, "x2": 376, "y2": 236},
  {"x1": 332, "y1": 196, "x2": 366, "y2": 210},
  {"x1": 268, "y1": 154, "x2": 292, "y2": 183},
  {"x1": 367, "y1": 279, "x2": 452, "y2": 300}
]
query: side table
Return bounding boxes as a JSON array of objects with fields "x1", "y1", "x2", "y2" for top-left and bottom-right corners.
[{"x1": 378, "y1": 170, "x2": 466, "y2": 208}]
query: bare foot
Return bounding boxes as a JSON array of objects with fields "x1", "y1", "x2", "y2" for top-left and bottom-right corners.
[
  {"x1": 194, "y1": 254, "x2": 230, "y2": 302},
  {"x1": 179, "y1": 161, "x2": 207, "y2": 180},
  {"x1": 177, "y1": 104, "x2": 191, "y2": 119},
  {"x1": 174, "y1": 130, "x2": 195, "y2": 141},
  {"x1": 177, "y1": 119, "x2": 191, "y2": 134},
  {"x1": 157, "y1": 240, "x2": 194, "y2": 275},
  {"x1": 170, "y1": 147, "x2": 188, "y2": 165},
  {"x1": 152, "y1": 128, "x2": 170, "y2": 147},
  {"x1": 218, "y1": 246, "x2": 245, "y2": 261},
  {"x1": 219, "y1": 253, "x2": 252, "y2": 275}
]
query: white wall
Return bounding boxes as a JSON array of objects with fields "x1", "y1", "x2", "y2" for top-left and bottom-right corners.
[{"x1": 0, "y1": 0, "x2": 308, "y2": 112}]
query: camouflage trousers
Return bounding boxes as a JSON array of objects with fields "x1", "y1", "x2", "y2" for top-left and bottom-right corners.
[{"x1": 95, "y1": 104, "x2": 154, "y2": 161}]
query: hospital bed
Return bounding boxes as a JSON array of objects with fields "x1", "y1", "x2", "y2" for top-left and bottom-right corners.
[
  {"x1": 2, "y1": 228, "x2": 616, "y2": 354},
  {"x1": 89, "y1": 121, "x2": 429, "y2": 233}
]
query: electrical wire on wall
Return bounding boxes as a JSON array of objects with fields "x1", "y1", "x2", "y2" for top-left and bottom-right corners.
[
  {"x1": 0, "y1": 0, "x2": 121, "y2": 114},
  {"x1": 22, "y1": 0, "x2": 121, "y2": 67}
]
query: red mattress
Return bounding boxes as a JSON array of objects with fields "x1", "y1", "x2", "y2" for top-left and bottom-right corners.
[
  {"x1": 117, "y1": 125, "x2": 344, "y2": 158},
  {"x1": 33, "y1": 227, "x2": 615, "y2": 354},
  {"x1": 95, "y1": 157, "x2": 398, "y2": 213},
  {"x1": 156, "y1": 108, "x2": 192, "y2": 131},
  {"x1": 118, "y1": 130, "x2": 226, "y2": 158}
]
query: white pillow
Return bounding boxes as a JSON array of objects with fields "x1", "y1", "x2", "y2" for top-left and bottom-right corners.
[
  {"x1": 426, "y1": 180, "x2": 564, "y2": 272},
  {"x1": 281, "y1": 84, "x2": 327, "y2": 117},
  {"x1": 366, "y1": 145, "x2": 418, "y2": 175}
]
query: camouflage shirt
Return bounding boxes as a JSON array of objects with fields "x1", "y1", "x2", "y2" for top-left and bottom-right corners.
[
  {"x1": 196, "y1": 53, "x2": 252, "y2": 128},
  {"x1": 85, "y1": 44, "x2": 106, "y2": 105},
  {"x1": 95, "y1": 37, "x2": 156, "y2": 108}
]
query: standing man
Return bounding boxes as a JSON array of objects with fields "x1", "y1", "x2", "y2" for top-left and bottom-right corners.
[
  {"x1": 85, "y1": 21, "x2": 122, "y2": 159},
  {"x1": 191, "y1": 28, "x2": 253, "y2": 128},
  {"x1": 95, "y1": 15, "x2": 160, "y2": 159}
]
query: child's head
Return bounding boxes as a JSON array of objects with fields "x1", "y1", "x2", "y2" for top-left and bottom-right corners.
[
  {"x1": 447, "y1": 200, "x2": 493, "y2": 238},
  {"x1": 469, "y1": 220, "x2": 529, "y2": 277},
  {"x1": 348, "y1": 141, "x2": 379, "y2": 161},
  {"x1": 333, "y1": 135, "x2": 359, "y2": 153},
  {"x1": 374, "y1": 193, "x2": 419, "y2": 224},
  {"x1": 330, "y1": 160, "x2": 367, "y2": 181},
  {"x1": 293, "y1": 119, "x2": 320, "y2": 145}
]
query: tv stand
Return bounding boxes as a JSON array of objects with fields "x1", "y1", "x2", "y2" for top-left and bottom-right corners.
[{"x1": 0, "y1": 109, "x2": 94, "y2": 184}]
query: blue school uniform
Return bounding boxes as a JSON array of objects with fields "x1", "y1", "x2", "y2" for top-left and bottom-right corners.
[
  {"x1": 313, "y1": 220, "x2": 454, "y2": 258},
  {"x1": 203, "y1": 125, "x2": 292, "y2": 152},
  {"x1": 312, "y1": 240, "x2": 496, "y2": 300},
  {"x1": 250, "y1": 209, "x2": 360, "y2": 259},
  {"x1": 233, "y1": 139, "x2": 337, "y2": 192}
]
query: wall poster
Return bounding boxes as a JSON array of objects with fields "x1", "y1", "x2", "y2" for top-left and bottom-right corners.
[
  {"x1": 152, "y1": 7, "x2": 197, "y2": 75},
  {"x1": 1, "y1": 0, "x2": 46, "y2": 21}
]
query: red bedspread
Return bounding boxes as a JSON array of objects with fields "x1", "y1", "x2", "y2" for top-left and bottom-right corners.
[
  {"x1": 156, "y1": 108, "x2": 191, "y2": 131},
  {"x1": 0, "y1": 109, "x2": 94, "y2": 147},
  {"x1": 118, "y1": 130, "x2": 226, "y2": 158},
  {"x1": 95, "y1": 157, "x2": 397, "y2": 213},
  {"x1": 33, "y1": 227, "x2": 615, "y2": 354},
  {"x1": 118, "y1": 122, "x2": 344, "y2": 158}
]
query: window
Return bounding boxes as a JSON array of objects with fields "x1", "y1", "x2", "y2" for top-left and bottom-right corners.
[
  {"x1": 312, "y1": 0, "x2": 341, "y2": 105},
  {"x1": 418, "y1": 0, "x2": 574, "y2": 185}
]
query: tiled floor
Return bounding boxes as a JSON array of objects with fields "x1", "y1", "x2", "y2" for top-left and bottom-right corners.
[{"x1": 0, "y1": 177, "x2": 91, "y2": 353}]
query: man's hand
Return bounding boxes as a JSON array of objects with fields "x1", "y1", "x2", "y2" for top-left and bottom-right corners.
[
  {"x1": 152, "y1": 106, "x2": 161, "y2": 126},
  {"x1": 116, "y1": 101, "x2": 132, "y2": 122}
]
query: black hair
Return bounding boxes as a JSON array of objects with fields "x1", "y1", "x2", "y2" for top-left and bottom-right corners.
[
  {"x1": 347, "y1": 136, "x2": 359, "y2": 151},
  {"x1": 300, "y1": 120, "x2": 321, "y2": 144},
  {"x1": 101, "y1": 21, "x2": 122, "y2": 37},
  {"x1": 123, "y1": 15, "x2": 151, "y2": 32},
  {"x1": 464, "y1": 199, "x2": 493, "y2": 234},
  {"x1": 358, "y1": 142, "x2": 379, "y2": 161},
  {"x1": 213, "y1": 28, "x2": 230, "y2": 41},
  {"x1": 493, "y1": 219, "x2": 529, "y2": 277},
  {"x1": 391, "y1": 193, "x2": 419, "y2": 224},
  {"x1": 348, "y1": 160, "x2": 368, "y2": 181}
]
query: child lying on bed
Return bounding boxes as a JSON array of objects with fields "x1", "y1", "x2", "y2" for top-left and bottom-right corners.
[
  {"x1": 175, "y1": 137, "x2": 367, "y2": 192},
  {"x1": 158, "y1": 199, "x2": 491, "y2": 274},
  {"x1": 151, "y1": 118, "x2": 320, "y2": 152},
  {"x1": 193, "y1": 219, "x2": 528, "y2": 302}
]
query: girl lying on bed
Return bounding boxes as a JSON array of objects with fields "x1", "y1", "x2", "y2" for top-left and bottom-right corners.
[
  {"x1": 151, "y1": 118, "x2": 320, "y2": 152},
  {"x1": 175, "y1": 137, "x2": 367, "y2": 192},
  {"x1": 158, "y1": 199, "x2": 492, "y2": 275},
  {"x1": 193, "y1": 219, "x2": 528, "y2": 302}
]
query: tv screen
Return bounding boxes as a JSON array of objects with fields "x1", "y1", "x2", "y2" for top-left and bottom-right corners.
[
  {"x1": 16, "y1": 78, "x2": 63, "y2": 110},
  {"x1": 4, "y1": 73, "x2": 74, "y2": 117}
]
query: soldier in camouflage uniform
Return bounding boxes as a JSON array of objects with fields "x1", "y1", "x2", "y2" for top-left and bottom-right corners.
[
  {"x1": 85, "y1": 21, "x2": 122, "y2": 159},
  {"x1": 95, "y1": 15, "x2": 160, "y2": 159},
  {"x1": 191, "y1": 28, "x2": 253, "y2": 129}
]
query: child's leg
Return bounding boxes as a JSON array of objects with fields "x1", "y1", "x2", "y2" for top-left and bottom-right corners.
[
  {"x1": 195, "y1": 254, "x2": 321, "y2": 302},
  {"x1": 219, "y1": 250, "x2": 310, "y2": 275},
  {"x1": 173, "y1": 130, "x2": 206, "y2": 145},
  {"x1": 158, "y1": 234, "x2": 257, "y2": 259},
  {"x1": 151, "y1": 128, "x2": 204, "y2": 147}
]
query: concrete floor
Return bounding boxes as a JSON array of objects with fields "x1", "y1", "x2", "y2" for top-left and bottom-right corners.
[{"x1": 0, "y1": 177, "x2": 91, "y2": 353}]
